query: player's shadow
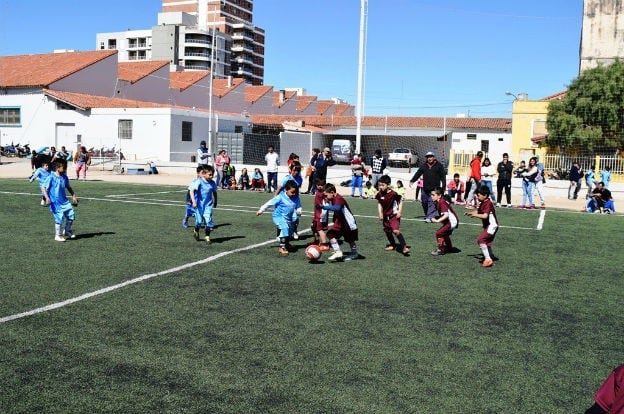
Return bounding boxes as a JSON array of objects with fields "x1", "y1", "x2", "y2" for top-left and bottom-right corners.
[
  {"x1": 210, "y1": 235, "x2": 245, "y2": 244},
  {"x1": 73, "y1": 231, "x2": 116, "y2": 239},
  {"x1": 213, "y1": 223, "x2": 232, "y2": 230}
]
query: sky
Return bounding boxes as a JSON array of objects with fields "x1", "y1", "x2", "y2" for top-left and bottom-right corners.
[{"x1": 0, "y1": 0, "x2": 584, "y2": 118}]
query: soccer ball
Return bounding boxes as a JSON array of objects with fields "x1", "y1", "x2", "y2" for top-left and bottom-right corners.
[{"x1": 305, "y1": 244, "x2": 322, "y2": 261}]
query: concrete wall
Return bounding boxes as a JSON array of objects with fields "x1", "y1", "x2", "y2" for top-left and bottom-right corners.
[{"x1": 580, "y1": 0, "x2": 624, "y2": 71}]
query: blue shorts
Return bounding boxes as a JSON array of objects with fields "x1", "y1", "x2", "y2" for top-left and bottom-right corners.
[
  {"x1": 194, "y1": 206, "x2": 214, "y2": 228},
  {"x1": 273, "y1": 216, "x2": 293, "y2": 238},
  {"x1": 49, "y1": 201, "x2": 75, "y2": 224}
]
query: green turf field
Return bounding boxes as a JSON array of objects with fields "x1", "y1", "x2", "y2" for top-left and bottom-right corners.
[{"x1": 0, "y1": 178, "x2": 622, "y2": 413}]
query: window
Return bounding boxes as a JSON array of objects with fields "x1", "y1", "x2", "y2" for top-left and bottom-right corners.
[
  {"x1": 467, "y1": 133, "x2": 477, "y2": 140},
  {"x1": 234, "y1": 125, "x2": 243, "y2": 133},
  {"x1": 108, "y1": 39, "x2": 117, "y2": 49},
  {"x1": 182, "y1": 121, "x2": 192, "y2": 141},
  {"x1": 118, "y1": 119, "x2": 133, "y2": 139},
  {"x1": 0, "y1": 107, "x2": 21, "y2": 125},
  {"x1": 481, "y1": 140, "x2": 489, "y2": 153}
]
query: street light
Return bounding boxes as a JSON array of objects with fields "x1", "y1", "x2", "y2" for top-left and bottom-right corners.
[{"x1": 505, "y1": 91, "x2": 518, "y2": 100}]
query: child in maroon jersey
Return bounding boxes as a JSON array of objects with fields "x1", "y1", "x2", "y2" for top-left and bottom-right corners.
[
  {"x1": 309, "y1": 178, "x2": 329, "y2": 250},
  {"x1": 321, "y1": 183, "x2": 359, "y2": 261},
  {"x1": 464, "y1": 185, "x2": 499, "y2": 267},
  {"x1": 585, "y1": 364, "x2": 624, "y2": 414},
  {"x1": 430, "y1": 187, "x2": 459, "y2": 255},
  {"x1": 375, "y1": 175, "x2": 409, "y2": 255}
]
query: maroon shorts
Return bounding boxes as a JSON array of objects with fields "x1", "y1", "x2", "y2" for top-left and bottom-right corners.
[
  {"x1": 435, "y1": 222, "x2": 454, "y2": 238},
  {"x1": 383, "y1": 215, "x2": 401, "y2": 233},
  {"x1": 311, "y1": 219, "x2": 328, "y2": 233},
  {"x1": 327, "y1": 227, "x2": 358, "y2": 243},
  {"x1": 477, "y1": 229, "x2": 496, "y2": 246}
]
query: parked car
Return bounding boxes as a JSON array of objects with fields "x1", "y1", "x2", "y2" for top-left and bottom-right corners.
[{"x1": 388, "y1": 148, "x2": 418, "y2": 167}]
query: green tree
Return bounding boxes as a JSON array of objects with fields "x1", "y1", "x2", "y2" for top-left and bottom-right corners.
[{"x1": 546, "y1": 60, "x2": 624, "y2": 153}]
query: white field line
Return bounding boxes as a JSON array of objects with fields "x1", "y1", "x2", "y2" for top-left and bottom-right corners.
[
  {"x1": 537, "y1": 209, "x2": 546, "y2": 230},
  {"x1": 0, "y1": 229, "x2": 310, "y2": 324}
]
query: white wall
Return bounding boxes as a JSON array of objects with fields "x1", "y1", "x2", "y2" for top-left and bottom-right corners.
[{"x1": 450, "y1": 131, "x2": 512, "y2": 162}]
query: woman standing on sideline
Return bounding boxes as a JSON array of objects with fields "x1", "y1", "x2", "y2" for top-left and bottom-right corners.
[
  {"x1": 350, "y1": 154, "x2": 365, "y2": 197},
  {"x1": 520, "y1": 157, "x2": 538, "y2": 209},
  {"x1": 304, "y1": 148, "x2": 320, "y2": 194},
  {"x1": 480, "y1": 157, "x2": 496, "y2": 203},
  {"x1": 73, "y1": 146, "x2": 91, "y2": 180}
]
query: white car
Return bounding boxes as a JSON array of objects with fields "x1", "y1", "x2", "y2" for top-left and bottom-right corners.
[{"x1": 388, "y1": 148, "x2": 418, "y2": 167}]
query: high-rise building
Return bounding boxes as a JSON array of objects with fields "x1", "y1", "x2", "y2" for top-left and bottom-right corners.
[
  {"x1": 162, "y1": 0, "x2": 265, "y2": 85},
  {"x1": 579, "y1": 0, "x2": 624, "y2": 72}
]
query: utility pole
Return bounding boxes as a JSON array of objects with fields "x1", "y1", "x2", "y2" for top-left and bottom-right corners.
[{"x1": 355, "y1": 0, "x2": 368, "y2": 155}]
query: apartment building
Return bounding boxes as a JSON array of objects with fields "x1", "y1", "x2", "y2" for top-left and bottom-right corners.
[
  {"x1": 162, "y1": 0, "x2": 265, "y2": 84},
  {"x1": 579, "y1": 0, "x2": 624, "y2": 72}
]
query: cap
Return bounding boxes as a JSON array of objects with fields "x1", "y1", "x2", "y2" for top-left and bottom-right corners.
[
  {"x1": 477, "y1": 151, "x2": 483, "y2": 157},
  {"x1": 323, "y1": 147, "x2": 331, "y2": 152},
  {"x1": 425, "y1": 151, "x2": 435, "y2": 157},
  {"x1": 534, "y1": 154, "x2": 540, "y2": 158},
  {"x1": 200, "y1": 140, "x2": 206, "y2": 145}
]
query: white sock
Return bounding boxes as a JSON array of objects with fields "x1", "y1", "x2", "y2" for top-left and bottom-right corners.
[{"x1": 479, "y1": 244, "x2": 491, "y2": 260}]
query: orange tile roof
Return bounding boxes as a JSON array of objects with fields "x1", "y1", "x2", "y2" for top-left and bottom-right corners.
[
  {"x1": 250, "y1": 115, "x2": 512, "y2": 130},
  {"x1": 296, "y1": 95, "x2": 317, "y2": 111},
  {"x1": 43, "y1": 89, "x2": 241, "y2": 117},
  {"x1": 212, "y1": 77, "x2": 246, "y2": 97},
  {"x1": 334, "y1": 103, "x2": 351, "y2": 116},
  {"x1": 170, "y1": 70, "x2": 210, "y2": 91},
  {"x1": 316, "y1": 100, "x2": 333, "y2": 115},
  {"x1": 541, "y1": 90, "x2": 567, "y2": 101},
  {"x1": 118, "y1": 61, "x2": 169, "y2": 84},
  {"x1": 245, "y1": 85, "x2": 272, "y2": 103},
  {"x1": 0, "y1": 50, "x2": 118, "y2": 88},
  {"x1": 272, "y1": 90, "x2": 297, "y2": 106}
]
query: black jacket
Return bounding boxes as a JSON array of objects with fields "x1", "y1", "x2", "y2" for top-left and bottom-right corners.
[{"x1": 409, "y1": 161, "x2": 446, "y2": 192}]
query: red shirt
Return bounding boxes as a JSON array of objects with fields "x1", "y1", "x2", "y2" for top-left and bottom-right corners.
[
  {"x1": 595, "y1": 365, "x2": 624, "y2": 414},
  {"x1": 375, "y1": 189, "x2": 401, "y2": 218},
  {"x1": 470, "y1": 156, "x2": 482, "y2": 180}
]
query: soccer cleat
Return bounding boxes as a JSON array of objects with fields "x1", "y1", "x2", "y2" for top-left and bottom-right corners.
[
  {"x1": 431, "y1": 250, "x2": 445, "y2": 256},
  {"x1": 482, "y1": 258, "x2": 494, "y2": 268},
  {"x1": 424, "y1": 218, "x2": 432, "y2": 223},
  {"x1": 204, "y1": 236, "x2": 211, "y2": 244},
  {"x1": 182, "y1": 218, "x2": 188, "y2": 228},
  {"x1": 40, "y1": 199, "x2": 45, "y2": 206},
  {"x1": 344, "y1": 252, "x2": 359, "y2": 261},
  {"x1": 278, "y1": 247, "x2": 289, "y2": 256},
  {"x1": 384, "y1": 245, "x2": 396, "y2": 251},
  {"x1": 318, "y1": 244, "x2": 330, "y2": 252},
  {"x1": 402, "y1": 245, "x2": 411, "y2": 255},
  {"x1": 55, "y1": 234, "x2": 66, "y2": 242},
  {"x1": 328, "y1": 251, "x2": 344, "y2": 261},
  {"x1": 496, "y1": 203, "x2": 501, "y2": 207},
  {"x1": 63, "y1": 230, "x2": 76, "y2": 239},
  {"x1": 506, "y1": 204, "x2": 512, "y2": 208},
  {"x1": 193, "y1": 229, "x2": 200, "y2": 241},
  {"x1": 292, "y1": 232, "x2": 299, "y2": 240}
]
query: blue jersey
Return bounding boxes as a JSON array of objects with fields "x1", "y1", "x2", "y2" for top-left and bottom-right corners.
[
  {"x1": 279, "y1": 174, "x2": 302, "y2": 209},
  {"x1": 43, "y1": 173, "x2": 72, "y2": 206},
  {"x1": 261, "y1": 191, "x2": 296, "y2": 221},
  {"x1": 31, "y1": 167, "x2": 51, "y2": 185},
  {"x1": 188, "y1": 177, "x2": 217, "y2": 210}
]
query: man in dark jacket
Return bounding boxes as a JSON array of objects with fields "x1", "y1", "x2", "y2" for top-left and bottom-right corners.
[
  {"x1": 409, "y1": 151, "x2": 446, "y2": 222},
  {"x1": 496, "y1": 153, "x2": 514, "y2": 207},
  {"x1": 568, "y1": 161, "x2": 582, "y2": 200}
]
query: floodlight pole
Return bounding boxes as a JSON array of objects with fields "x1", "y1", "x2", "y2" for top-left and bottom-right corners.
[{"x1": 355, "y1": 0, "x2": 368, "y2": 155}]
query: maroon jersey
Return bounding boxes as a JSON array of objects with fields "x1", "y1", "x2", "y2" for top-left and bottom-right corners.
[
  {"x1": 477, "y1": 198, "x2": 498, "y2": 230},
  {"x1": 594, "y1": 365, "x2": 624, "y2": 414},
  {"x1": 437, "y1": 197, "x2": 459, "y2": 227},
  {"x1": 375, "y1": 189, "x2": 402, "y2": 218},
  {"x1": 327, "y1": 193, "x2": 357, "y2": 232},
  {"x1": 313, "y1": 191, "x2": 327, "y2": 222}
]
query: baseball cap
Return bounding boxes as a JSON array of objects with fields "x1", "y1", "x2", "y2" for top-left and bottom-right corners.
[
  {"x1": 425, "y1": 151, "x2": 435, "y2": 157},
  {"x1": 323, "y1": 147, "x2": 331, "y2": 152},
  {"x1": 200, "y1": 140, "x2": 206, "y2": 145}
]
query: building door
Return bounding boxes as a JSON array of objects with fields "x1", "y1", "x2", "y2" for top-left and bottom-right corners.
[{"x1": 55, "y1": 123, "x2": 76, "y2": 150}]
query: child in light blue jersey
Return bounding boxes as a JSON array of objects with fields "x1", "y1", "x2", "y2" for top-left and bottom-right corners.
[
  {"x1": 30, "y1": 160, "x2": 51, "y2": 206},
  {"x1": 600, "y1": 165, "x2": 611, "y2": 189},
  {"x1": 182, "y1": 167, "x2": 201, "y2": 228},
  {"x1": 41, "y1": 161, "x2": 78, "y2": 242},
  {"x1": 189, "y1": 165, "x2": 218, "y2": 243},
  {"x1": 275, "y1": 162, "x2": 303, "y2": 239},
  {"x1": 256, "y1": 180, "x2": 298, "y2": 256}
]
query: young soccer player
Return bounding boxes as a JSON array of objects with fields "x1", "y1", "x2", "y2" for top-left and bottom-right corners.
[
  {"x1": 41, "y1": 161, "x2": 78, "y2": 242},
  {"x1": 182, "y1": 167, "x2": 201, "y2": 228},
  {"x1": 321, "y1": 183, "x2": 359, "y2": 261},
  {"x1": 29, "y1": 160, "x2": 51, "y2": 205},
  {"x1": 430, "y1": 186, "x2": 459, "y2": 255},
  {"x1": 275, "y1": 162, "x2": 303, "y2": 240},
  {"x1": 375, "y1": 175, "x2": 410, "y2": 255},
  {"x1": 464, "y1": 185, "x2": 499, "y2": 267},
  {"x1": 256, "y1": 180, "x2": 299, "y2": 256},
  {"x1": 309, "y1": 178, "x2": 329, "y2": 250},
  {"x1": 189, "y1": 165, "x2": 218, "y2": 243}
]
